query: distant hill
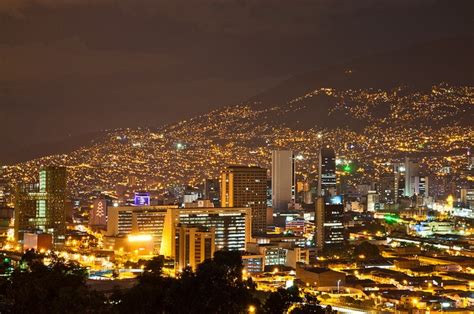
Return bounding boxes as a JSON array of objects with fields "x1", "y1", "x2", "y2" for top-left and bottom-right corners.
[
  {"x1": 249, "y1": 37, "x2": 474, "y2": 106},
  {"x1": 2, "y1": 38, "x2": 473, "y2": 193}
]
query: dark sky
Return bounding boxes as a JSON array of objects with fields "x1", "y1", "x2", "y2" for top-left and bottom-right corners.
[{"x1": 0, "y1": 0, "x2": 473, "y2": 163}]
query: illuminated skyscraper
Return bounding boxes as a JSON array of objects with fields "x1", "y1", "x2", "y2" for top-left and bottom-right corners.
[
  {"x1": 404, "y1": 157, "x2": 420, "y2": 197},
  {"x1": 14, "y1": 166, "x2": 67, "y2": 243},
  {"x1": 271, "y1": 150, "x2": 296, "y2": 212},
  {"x1": 315, "y1": 196, "x2": 344, "y2": 252},
  {"x1": 318, "y1": 147, "x2": 336, "y2": 197},
  {"x1": 221, "y1": 166, "x2": 267, "y2": 236}
]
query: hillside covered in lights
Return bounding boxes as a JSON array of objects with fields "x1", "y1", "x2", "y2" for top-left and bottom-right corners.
[{"x1": 2, "y1": 83, "x2": 473, "y2": 197}]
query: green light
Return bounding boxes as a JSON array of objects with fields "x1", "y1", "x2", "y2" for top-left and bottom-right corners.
[
  {"x1": 343, "y1": 165, "x2": 351, "y2": 173},
  {"x1": 384, "y1": 214, "x2": 401, "y2": 224}
]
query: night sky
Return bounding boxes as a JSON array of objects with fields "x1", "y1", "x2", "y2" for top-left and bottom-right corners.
[{"x1": 0, "y1": 0, "x2": 473, "y2": 163}]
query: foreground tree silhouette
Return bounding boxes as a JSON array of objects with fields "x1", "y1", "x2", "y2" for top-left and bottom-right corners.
[
  {"x1": 3, "y1": 250, "x2": 106, "y2": 314},
  {"x1": 263, "y1": 285, "x2": 301, "y2": 314},
  {"x1": 118, "y1": 251, "x2": 259, "y2": 314}
]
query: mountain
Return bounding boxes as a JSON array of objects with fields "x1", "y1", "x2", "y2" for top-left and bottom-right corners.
[
  {"x1": 1, "y1": 38, "x2": 473, "y2": 194},
  {"x1": 250, "y1": 37, "x2": 474, "y2": 106}
]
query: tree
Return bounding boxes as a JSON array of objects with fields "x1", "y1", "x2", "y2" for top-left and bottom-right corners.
[
  {"x1": 263, "y1": 285, "x2": 302, "y2": 314},
  {"x1": 118, "y1": 250, "x2": 259, "y2": 314},
  {"x1": 354, "y1": 241, "x2": 381, "y2": 259},
  {"x1": 4, "y1": 251, "x2": 106, "y2": 313},
  {"x1": 177, "y1": 250, "x2": 257, "y2": 314},
  {"x1": 118, "y1": 255, "x2": 173, "y2": 313}
]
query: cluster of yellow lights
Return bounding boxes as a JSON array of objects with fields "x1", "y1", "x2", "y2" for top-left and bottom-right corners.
[{"x1": 127, "y1": 234, "x2": 153, "y2": 242}]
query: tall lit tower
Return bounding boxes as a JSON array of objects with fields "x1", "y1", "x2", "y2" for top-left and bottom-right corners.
[
  {"x1": 271, "y1": 150, "x2": 296, "y2": 212},
  {"x1": 221, "y1": 166, "x2": 267, "y2": 236},
  {"x1": 315, "y1": 196, "x2": 344, "y2": 252},
  {"x1": 318, "y1": 146, "x2": 336, "y2": 197},
  {"x1": 404, "y1": 157, "x2": 419, "y2": 197},
  {"x1": 14, "y1": 166, "x2": 67, "y2": 243}
]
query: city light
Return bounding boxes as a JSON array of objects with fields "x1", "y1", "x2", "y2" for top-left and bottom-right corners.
[{"x1": 127, "y1": 234, "x2": 153, "y2": 242}]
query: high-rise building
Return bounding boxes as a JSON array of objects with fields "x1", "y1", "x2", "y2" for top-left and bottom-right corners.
[
  {"x1": 167, "y1": 206, "x2": 251, "y2": 254},
  {"x1": 318, "y1": 147, "x2": 336, "y2": 197},
  {"x1": 271, "y1": 150, "x2": 296, "y2": 212},
  {"x1": 404, "y1": 157, "x2": 420, "y2": 197},
  {"x1": 175, "y1": 225, "x2": 215, "y2": 271},
  {"x1": 221, "y1": 166, "x2": 267, "y2": 236},
  {"x1": 315, "y1": 197, "x2": 344, "y2": 252},
  {"x1": 106, "y1": 205, "x2": 173, "y2": 251},
  {"x1": 418, "y1": 176, "x2": 429, "y2": 196},
  {"x1": 377, "y1": 174, "x2": 396, "y2": 204},
  {"x1": 14, "y1": 167, "x2": 67, "y2": 243},
  {"x1": 203, "y1": 178, "x2": 220, "y2": 207},
  {"x1": 106, "y1": 205, "x2": 251, "y2": 257}
]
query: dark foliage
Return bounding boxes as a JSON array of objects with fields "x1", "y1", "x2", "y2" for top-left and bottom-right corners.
[
  {"x1": 0, "y1": 250, "x2": 328, "y2": 314},
  {"x1": 0, "y1": 250, "x2": 106, "y2": 313},
  {"x1": 353, "y1": 241, "x2": 381, "y2": 259}
]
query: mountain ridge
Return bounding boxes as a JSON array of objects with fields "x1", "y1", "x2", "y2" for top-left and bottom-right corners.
[
  {"x1": 249, "y1": 37, "x2": 474, "y2": 106},
  {"x1": 1, "y1": 38, "x2": 473, "y2": 194}
]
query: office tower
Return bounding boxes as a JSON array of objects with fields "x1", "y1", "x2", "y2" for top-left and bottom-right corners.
[
  {"x1": 266, "y1": 179, "x2": 272, "y2": 208},
  {"x1": 367, "y1": 191, "x2": 380, "y2": 212},
  {"x1": 315, "y1": 197, "x2": 344, "y2": 252},
  {"x1": 221, "y1": 166, "x2": 267, "y2": 236},
  {"x1": 175, "y1": 225, "x2": 215, "y2": 271},
  {"x1": 166, "y1": 206, "x2": 251, "y2": 254},
  {"x1": 106, "y1": 205, "x2": 251, "y2": 257},
  {"x1": 271, "y1": 150, "x2": 296, "y2": 212},
  {"x1": 377, "y1": 174, "x2": 396, "y2": 204},
  {"x1": 14, "y1": 166, "x2": 67, "y2": 243},
  {"x1": 318, "y1": 147, "x2": 336, "y2": 197},
  {"x1": 393, "y1": 162, "x2": 405, "y2": 203},
  {"x1": 203, "y1": 178, "x2": 220, "y2": 207},
  {"x1": 106, "y1": 205, "x2": 173, "y2": 251},
  {"x1": 404, "y1": 157, "x2": 420, "y2": 197},
  {"x1": 418, "y1": 176, "x2": 429, "y2": 196}
]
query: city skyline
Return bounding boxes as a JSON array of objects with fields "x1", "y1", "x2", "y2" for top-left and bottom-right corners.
[{"x1": 0, "y1": 1, "x2": 473, "y2": 313}]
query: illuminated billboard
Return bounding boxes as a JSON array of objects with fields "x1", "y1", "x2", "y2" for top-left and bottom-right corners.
[
  {"x1": 134, "y1": 192, "x2": 150, "y2": 206},
  {"x1": 90, "y1": 198, "x2": 107, "y2": 227}
]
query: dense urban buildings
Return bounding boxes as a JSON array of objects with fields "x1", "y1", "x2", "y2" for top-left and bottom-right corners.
[{"x1": 0, "y1": 4, "x2": 472, "y2": 311}]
